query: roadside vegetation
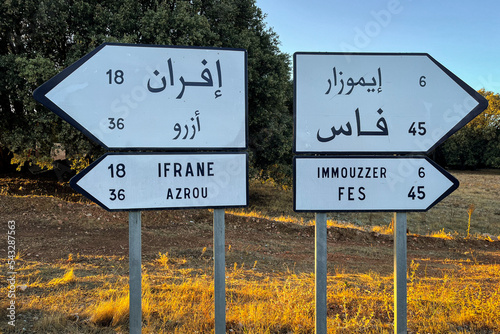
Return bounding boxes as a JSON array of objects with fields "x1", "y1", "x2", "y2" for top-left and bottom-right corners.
[
  {"x1": 1, "y1": 249, "x2": 499, "y2": 333},
  {"x1": 1, "y1": 170, "x2": 499, "y2": 333}
]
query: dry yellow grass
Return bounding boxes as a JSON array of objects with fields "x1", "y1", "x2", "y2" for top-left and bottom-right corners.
[
  {"x1": 1, "y1": 171, "x2": 499, "y2": 333},
  {"x1": 46, "y1": 268, "x2": 76, "y2": 286},
  {"x1": 86, "y1": 294, "x2": 130, "y2": 326},
  {"x1": 2, "y1": 250, "x2": 499, "y2": 333},
  {"x1": 227, "y1": 208, "x2": 370, "y2": 233},
  {"x1": 244, "y1": 172, "x2": 500, "y2": 238}
]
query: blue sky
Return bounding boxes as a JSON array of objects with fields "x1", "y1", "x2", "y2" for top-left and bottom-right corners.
[{"x1": 255, "y1": 0, "x2": 500, "y2": 93}]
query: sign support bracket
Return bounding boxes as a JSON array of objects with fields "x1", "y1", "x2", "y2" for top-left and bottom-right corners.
[
  {"x1": 129, "y1": 211, "x2": 142, "y2": 334},
  {"x1": 394, "y1": 212, "x2": 407, "y2": 334}
]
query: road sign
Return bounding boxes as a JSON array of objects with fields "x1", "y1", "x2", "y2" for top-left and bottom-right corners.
[
  {"x1": 34, "y1": 43, "x2": 247, "y2": 150},
  {"x1": 294, "y1": 52, "x2": 488, "y2": 154},
  {"x1": 294, "y1": 156, "x2": 458, "y2": 212},
  {"x1": 70, "y1": 152, "x2": 248, "y2": 211}
]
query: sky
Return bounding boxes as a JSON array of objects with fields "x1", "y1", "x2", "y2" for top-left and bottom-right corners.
[{"x1": 255, "y1": 0, "x2": 500, "y2": 93}]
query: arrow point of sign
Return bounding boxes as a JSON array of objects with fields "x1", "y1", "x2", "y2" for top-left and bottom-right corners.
[
  {"x1": 33, "y1": 43, "x2": 247, "y2": 150},
  {"x1": 424, "y1": 54, "x2": 489, "y2": 154},
  {"x1": 293, "y1": 156, "x2": 461, "y2": 212},
  {"x1": 69, "y1": 154, "x2": 110, "y2": 210},
  {"x1": 70, "y1": 152, "x2": 249, "y2": 211},
  {"x1": 422, "y1": 157, "x2": 459, "y2": 211},
  {"x1": 33, "y1": 43, "x2": 111, "y2": 149},
  {"x1": 294, "y1": 53, "x2": 489, "y2": 154}
]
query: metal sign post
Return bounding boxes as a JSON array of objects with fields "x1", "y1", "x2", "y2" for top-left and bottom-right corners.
[
  {"x1": 394, "y1": 212, "x2": 407, "y2": 333},
  {"x1": 129, "y1": 211, "x2": 142, "y2": 334},
  {"x1": 315, "y1": 213, "x2": 328, "y2": 334},
  {"x1": 213, "y1": 209, "x2": 226, "y2": 334}
]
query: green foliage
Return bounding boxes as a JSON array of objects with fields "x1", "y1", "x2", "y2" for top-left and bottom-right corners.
[
  {"x1": 438, "y1": 89, "x2": 500, "y2": 169},
  {"x1": 0, "y1": 0, "x2": 292, "y2": 182}
]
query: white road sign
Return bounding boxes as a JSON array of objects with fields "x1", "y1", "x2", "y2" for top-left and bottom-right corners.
[
  {"x1": 34, "y1": 43, "x2": 247, "y2": 150},
  {"x1": 294, "y1": 156, "x2": 458, "y2": 212},
  {"x1": 70, "y1": 152, "x2": 248, "y2": 211},
  {"x1": 294, "y1": 53, "x2": 488, "y2": 154}
]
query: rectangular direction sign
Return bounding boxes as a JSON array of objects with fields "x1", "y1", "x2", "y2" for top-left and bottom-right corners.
[
  {"x1": 294, "y1": 52, "x2": 488, "y2": 154},
  {"x1": 294, "y1": 156, "x2": 458, "y2": 212},
  {"x1": 34, "y1": 43, "x2": 247, "y2": 150},
  {"x1": 70, "y1": 152, "x2": 248, "y2": 211}
]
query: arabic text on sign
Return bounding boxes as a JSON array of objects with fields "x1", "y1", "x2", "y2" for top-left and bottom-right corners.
[
  {"x1": 147, "y1": 58, "x2": 223, "y2": 99},
  {"x1": 325, "y1": 67, "x2": 382, "y2": 95},
  {"x1": 317, "y1": 107, "x2": 389, "y2": 142}
]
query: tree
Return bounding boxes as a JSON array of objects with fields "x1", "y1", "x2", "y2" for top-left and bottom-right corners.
[
  {"x1": 437, "y1": 89, "x2": 500, "y2": 169},
  {"x1": 0, "y1": 0, "x2": 293, "y2": 182}
]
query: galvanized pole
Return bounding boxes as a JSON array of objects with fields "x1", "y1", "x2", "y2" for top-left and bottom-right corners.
[
  {"x1": 129, "y1": 211, "x2": 142, "y2": 334},
  {"x1": 214, "y1": 209, "x2": 226, "y2": 334},
  {"x1": 394, "y1": 212, "x2": 407, "y2": 334},
  {"x1": 315, "y1": 213, "x2": 328, "y2": 334}
]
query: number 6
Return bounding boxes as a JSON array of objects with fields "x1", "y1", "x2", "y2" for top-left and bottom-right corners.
[
  {"x1": 419, "y1": 76, "x2": 426, "y2": 87},
  {"x1": 418, "y1": 167, "x2": 425, "y2": 178}
]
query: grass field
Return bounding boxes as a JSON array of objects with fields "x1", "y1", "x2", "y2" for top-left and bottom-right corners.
[
  {"x1": 0, "y1": 169, "x2": 499, "y2": 333},
  {"x1": 242, "y1": 169, "x2": 500, "y2": 238}
]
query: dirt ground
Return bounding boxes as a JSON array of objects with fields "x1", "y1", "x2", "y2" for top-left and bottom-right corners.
[
  {"x1": 1, "y1": 173, "x2": 499, "y2": 278},
  {"x1": 1, "y1": 172, "x2": 500, "y2": 334}
]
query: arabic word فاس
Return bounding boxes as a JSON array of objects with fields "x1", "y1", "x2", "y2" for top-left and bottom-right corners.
[{"x1": 317, "y1": 107, "x2": 389, "y2": 143}]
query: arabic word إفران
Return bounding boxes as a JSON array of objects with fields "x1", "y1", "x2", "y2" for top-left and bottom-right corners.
[{"x1": 147, "y1": 58, "x2": 223, "y2": 99}]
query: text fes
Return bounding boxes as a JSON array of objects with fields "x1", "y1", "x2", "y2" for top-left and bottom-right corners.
[{"x1": 338, "y1": 187, "x2": 366, "y2": 201}]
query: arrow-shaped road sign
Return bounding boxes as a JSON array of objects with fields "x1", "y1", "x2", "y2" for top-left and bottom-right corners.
[
  {"x1": 70, "y1": 152, "x2": 248, "y2": 211},
  {"x1": 34, "y1": 43, "x2": 247, "y2": 150},
  {"x1": 294, "y1": 156, "x2": 458, "y2": 212},
  {"x1": 294, "y1": 52, "x2": 488, "y2": 154}
]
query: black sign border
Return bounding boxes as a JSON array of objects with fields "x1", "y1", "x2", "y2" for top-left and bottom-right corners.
[
  {"x1": 293, "y1": 155, "x2": 459, "y2": 213},
  {"x1": 33, "y1": 42, "x2": 248, "y2": 152},
  {"x1": 70, "y1": 151, "x2": 249, "y2": 212},
  {"x1": 292, "y1": 52, "x2": 488, "y2": 155}
]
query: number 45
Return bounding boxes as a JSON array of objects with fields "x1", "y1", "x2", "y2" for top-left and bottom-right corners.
[
  {"x1": 408, "y1": 186, "x2": 425, "y2": 200},
  {"x1": 409, "y1": 122, "x2": 426, "y2": 136}
]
